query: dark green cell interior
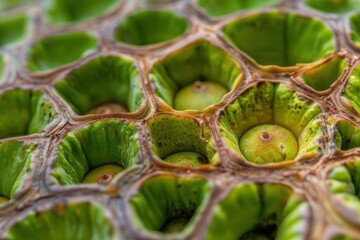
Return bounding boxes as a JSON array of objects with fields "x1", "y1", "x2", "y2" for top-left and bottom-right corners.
[
  {"x1": 342, "y1": 64, "x2": 360, "y2": 113},
  {"x1": 150, "y1": 41, "x2": 242, "y2": 110},
  {"x1": 114, "y1": 10, "x2": 188, "y2": 46},
  {"x1": 51, "y1": 120, "x2": 139, "y2": 185},
  {"x1": 328, "y1": 159, "x2": 360, "y2": 223},
  {"x1": 197, "y1": 0, "x2": 280, "y2": 17},
  {"x1": 223, "y1": 11, "x2": 334, "y2": 67},
  {"x1": 335, "y1": 120, "x2": 360, "y2": 151},
  {"x1": 26, "y1": 32, "x2": 98, "y2": 73},
  {"x1": 5, "y1": 202, "x2": 116, "y2": 239},
  {"x1": 130, "y1": 175, "x2": 210, "y2": 235},
  {"x1": 0, "y1": 89, "x2": 56, "y2": 139},
  {"x1": 0, "y1": 141, "x2": 35, "y2": 202},
  {"x1": 219, "y1": 82, "x2": 322, "y2": 164},
  {"x1": 55, "y1": 55, "x2": 144, "y2": 115},
  {"x1": 46, "y1": 0, "x2": 120, "y2": 26},
  {"x1": 206, "y1": 183, "x2": 309, "y2": 240},
  {"x1": 0, "y1": 14, "x2": 28, "y2": 48},
  {"x1": 350, "y1": 13, "x2": 360, "y2": 48},
  {"x1": 332, "y1": 235, "x2": 359, "y2": 240},
  {"x1": 148, "y1": 114, "x2": 217, "y2": 166},
  {"x1": 306, "y1": 0, "x2": 360, "y2": 14},
  {"x1": 302, "y1": 57, "x2": 347, "y2": 91}
]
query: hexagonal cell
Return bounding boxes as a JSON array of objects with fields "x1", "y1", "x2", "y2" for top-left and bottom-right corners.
[
  {"x1": 150, "y1": 40, "x2": 242, "y2": 111},
  {"x1": 327, "y1": 158, "x2": 360, "y2": 225},
  {"x1": 197, "y1": 0, "x2": 280, "y2": 17},
  {"x1": 0, "y1": 13, "x2": 29, "y2": 48},
  {"x1": 334, "y1": 120, "x2": 360, "y2": 151},
  {"x1": 349, "y1": 13, "x2": 360, "y2": 48},
  {"x1": 206, "y1": 183, "x2": 311, "y2": 239},
  {"x1": 341, "y1": 64, "x2": 360, "y2": 114},
  {"x1": 4, "y1": 201, "x2": 118, "y2": 239},
  {"x1": 51, "y1": 119, "x2": 140, "y2": 186},
  {"x1": 128, "y1": 174, "x2": 211, "y2": 236},
  {"x1": 0, "y1": 89, "x2": 57, "y2": 139},
  {"x1": 223, "y1": 11, "x2": 335, "y2": 67},
  {"x1": 46, "y1": 0, "x2": 120, "y2": 26},
  {"x1": 26, "y1": 32, "x2": 98, "y2": 73},
  {"x1": 219, "y1": 82, "x2": 323, "y2": 165},
  {"x1": 300, "y1": 56, "x2": 347, "y2": 91},
  {"x1": 114, "y1": 10, "x2": 189, "y2": 46},
  {"x1": 306, "y1": 0, "x2": 360, "y2": 14},
  {"x1": 0, "y1": 141, "x2": 36, "y2": 204},
  {"x1": 147, "y1": 114, "x2": 218, "y2": 167},
  {"x1": 54, "y1": 55, "x2": 144, "y2": 115}
]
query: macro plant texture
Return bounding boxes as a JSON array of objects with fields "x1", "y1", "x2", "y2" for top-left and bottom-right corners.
[{"x1": 1, "y1": 0, "x2": 360, "y2": 239}]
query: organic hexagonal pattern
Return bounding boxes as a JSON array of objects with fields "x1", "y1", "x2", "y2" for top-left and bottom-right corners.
[{"x1": 1, "y1": 0, "x2": 360, "y2": 240}]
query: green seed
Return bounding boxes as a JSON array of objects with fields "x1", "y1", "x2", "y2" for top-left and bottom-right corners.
[
  {"x1": 82, "y1": 164, "x2": 124, "y2": 185},
  {"x1": 0, "y1": 195, "x2": 8, "y2": 204},
  {"x1": 174, "y1": 81, "x2": 228, "y2": 110},
  {"x1": 164, "y1": 151, "x2": 208, "y2": 167},
  {"x1": 160, "y1": 218, "x2": 189, "y2": 233},
  {"x1": 239, "y1": 124, "x2": 298, "y2": 164}
]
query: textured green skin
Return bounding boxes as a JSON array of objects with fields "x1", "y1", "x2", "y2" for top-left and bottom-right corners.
[
  {"x1": 82, "y1": 164, "x2": 124, "y2": 184},
  {"x1": 306, "y1": 0, "x2": 360, "y2": 14},
  {"x1": 46, "y1": 0, "x2": 118, "y2": 26},
  {"x1": 0, "y1": 89, "x2": 56, "y2": 139},
  {"x1": 148, "y1": 114, "x2": 217, "y2": 165},
  {"x1": 52, "y1": 120, "x2": 139, "y2": 185},
  {"x1": 174, "y1": 81, "x2": 228, "y2": 110},
  {"x1": 219, "y1": 83, "x2": 322, "y2": 162},
  {"x1": 115, "y1": 10, "x2": 188, "y2": 46},
  {"x1": 164, "y1": 151, "x2": 207, "y2": 167},
  {"x1": 27, "y1": 32, "x2": 98, "y2": 72},
  {"x1": 151, "y1": 41, "x2": 242, "y2": 108},
  {"x1": 335, "y1": 121, "x2": 360, "y2": 151},
  {"x1": 130, "y1": 175, "x2": 210, "y2": 235},
  {"x1": 5, "y1": 202, "x2": 117, "y2": 239},
  {"x1": 0, "y1": 142, "x2": 35, "y2": 199},
  {"x1": 206, "y1": 183, "x2": 309, "y2": 240},
  {"x1": 239, "y1": 124, "x2": 298, "y2": 164},
  {"x1": 302, "y1": 57, "x2": 347, "y2": 91},
  {"x1": 55, "y1": 56, "x2": 143, "y2": 115},
  {"x1": 223, "y1": 11, "x2": 334, "y2": 67},
  {"x1": 350, "y1": 13, "x2": 360, "y2": 47},
  {"x1": 0, "y1": 13, "x2": 28, "y2": 48},
  {"x1": 342, "y1": 62, "x2": 360, "y2": 114},
  {"x1": 197, "y1": 0, "x2": 280, "y2": 17}
]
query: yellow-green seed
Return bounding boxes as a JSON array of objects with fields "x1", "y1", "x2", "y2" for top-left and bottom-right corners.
[
  {"x1": 164, "y1": 151, "x2": 208, "y2": 167},
  {"x1": 239, "y1": 124, "x2": 298, "y2": 164},
  {"x1": 0, "y1": 195, "x2": 8, "y2": 204},
  {"x1": 160, "y1": 218, "x2": 189, "y2": 233},
  {"x1": 82, "y1": 164, "x2": 124, "y2": 184},
  {"x1": 174, "y1": 81, "x2": 228, "y2": 110}
]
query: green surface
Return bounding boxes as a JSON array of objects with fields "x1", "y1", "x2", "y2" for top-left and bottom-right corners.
[
  {"x1": 55, "y1": 55, "x2": 143, "y2": 115},
  {"x1": 206, "y1": 183, "x2": 309, "y2": 240},
  {"x1": 164, "y1": 152, "x2": 207, "y2": 167},
  {"x1": 223, "y1": 11, "x2": 334, "y2": 67},
  {"x1": 151, "y1": 40, "x2": 242, "y2": 109},
  {"x1": 198, "y1": 0, "x2": 280, "y2": 17},
  {"x1": 130, "y1": 175, "x2": 210, "y2": 236},
  {"x1": 46, "y1": 0, "x2": 120, "y2": 26},
  {"x1": 350, "y1": 13, "x2": 360, "y2": 48},
  {"x1": 335, "y1": 120, "x2": 360, "y2": 151},
  {"x1": 148, "y1": 114, "x2": 217, "y2": 166},
  {"x1": 306, "y1": 0, "x2": 360, "y2": 14},
  {"x1": 0, "y1": 89, "x2": 56, "y2": 139},
  {"x1": 342, "y1": 64, "x2": 360, "y2": 113},
  {"x1": 27, "y1": 32, "x2": 97, "y2": 72},
  {"x1": 82, "y1": 164, "x2": 124, "y2": 184},
  {"x1": 0, "y1": 141, "x2": 35, "y2": 201},
  {"x1": 219, "y1": 83, "x2": 322, "y2": 164},
  {"x1": 0, "y1": 14, "x2": 28, "y2": 48},
  {"x1": 5, "y1": 202, "x2": 117, "y2": 239},
  {"x1": 51, "y1": 120, "x2": 139, "y2": 185},
  {"x1": 115, "y1": 10, "x2": 188, "y2": 46},
  {"x1": 302, "y1": 57, "x2": 347, "y2": 91}
]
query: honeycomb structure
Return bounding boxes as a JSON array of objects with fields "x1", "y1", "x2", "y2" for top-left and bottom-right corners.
[{"x1": 1, "y1": 0, "x2": 360, "y2": 239}]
